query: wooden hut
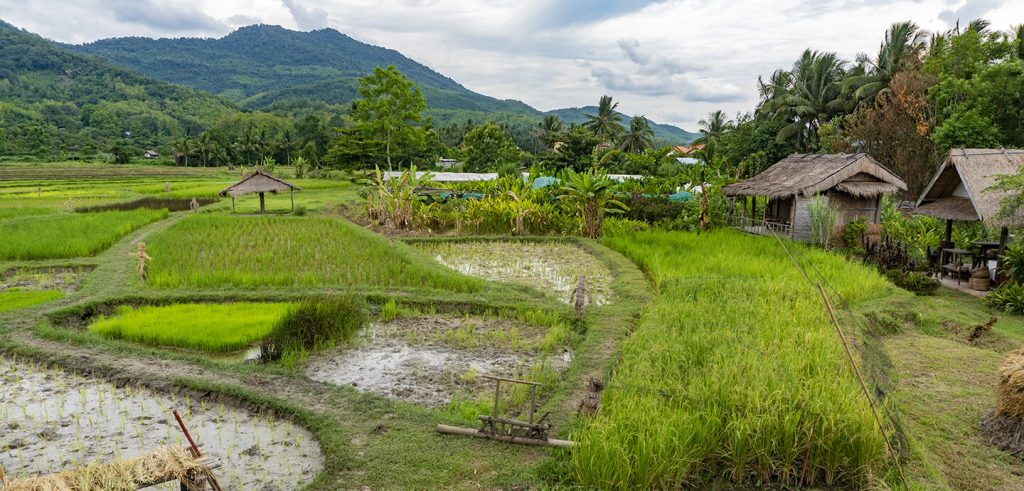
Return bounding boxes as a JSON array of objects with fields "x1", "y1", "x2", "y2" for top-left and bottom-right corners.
[
  {"x1": 722, "y1": 153, "x2": 907, "y2": 242},
  {"x1": 915, "y1": 148, "x2": 1024, "y2": 247},
  {"x1": 219, "y1": 169, "x2": 302, "y2": 214}
]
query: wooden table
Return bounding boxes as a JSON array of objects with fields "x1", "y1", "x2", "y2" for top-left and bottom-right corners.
[{"x1": 942, "y1": 248, "x2": 976, "y2": 284}]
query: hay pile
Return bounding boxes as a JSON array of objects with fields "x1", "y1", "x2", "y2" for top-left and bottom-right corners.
[
  {"x1": 997, "y1": 349, "x2": 1024, "y2": 418},
  {"x1": 2, "y1": 446, "x2": 212, "y2": 491}
]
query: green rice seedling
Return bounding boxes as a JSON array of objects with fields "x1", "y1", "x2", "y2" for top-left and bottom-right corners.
[
  {"x1": 571, "y1": 229, "x2": 894, "y2": 489},
  {"x1": 380, "y1": 299, "x2": 399, "y2": 322},
  {"x1": 89, "y1": 302, "x2": 290, "y2": 352},
  {"x1": 145, "y1": 215, "x2": 482, "y2": 292},
  {"x1": 0, "y1": 209, "x2": 167, "y2": 260},
  {"x1": 0, "y1": 289, "x2": 63, "y2": 313}
]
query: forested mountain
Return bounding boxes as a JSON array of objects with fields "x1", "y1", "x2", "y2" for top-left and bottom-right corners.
[
  {"x1": 545, "y1": 106, "x2": 699, "y2": 144},
  {"x1": 73, "y1": 25, "x2": 696, "y2": 144},
  {"x1": 0, "y1": 21, "x2": 238, "y2": 156}
]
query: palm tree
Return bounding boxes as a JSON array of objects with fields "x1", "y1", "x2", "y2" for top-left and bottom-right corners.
[
  {"x1": 172, "y1": 136, "x2": 193, "y2": 167},
  {"x1": 277, "y1": 127, "x2": 297, "y2": 165},
  {"x1": 762, "y1": 50, "x2": 848, "y2": 150},
  {"x1": 534, "y1": 115, "x2": 564, "y2": 151},
  {"x1": 234, "y1": 124, "x2": 257, "y2": 166},
  {"x1": 693, "y1": 110, "x2": 732, "y2": 146},
  {"x1": 584, "y1": 95, "x2": 625, "y2": 142},
  {"x1": 558, "y1": 169, "x2": 628, "y2": 239},
  {"x1": 196, "y1": 131, "x2": 215, "y2": 167},
  {"x1": 844, "y1": 21, "x2": 927, "y2": 105},
  {"x1": 620, "y1": 116, "x2": 654, "y2": 153}
]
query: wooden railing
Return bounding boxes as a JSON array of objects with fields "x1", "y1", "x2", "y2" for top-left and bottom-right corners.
[{"x1": 730, "y1": 215, "x2": 792, "y2": 237}]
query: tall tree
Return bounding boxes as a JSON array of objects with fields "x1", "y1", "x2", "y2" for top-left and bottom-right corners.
[
  {"x1": 534, "y1": 115, "x2": 564, "y2": 151},
  {"x1": 462, "y1": 123, "x2": 521, "y2": 172},
  {"x1": 694, "y1": 110, "x2": 733, "y2": 146},
  {"x1": 584, "y1": 95, "x2": 626, "y2": 142},
  {"x1": 844, "y1": 21, "x2": 927, "y2": 106},
  {"x1": 352, "y1": 65, "x2": 427, "y2": 171},
  {"x1": 172, "y1": 136, "x2": 193, "y2": 167},
  {"x1": 761, "y1": 50, "x2": 848, "y2": 150},
  {"x1": 620, "y1": 116, "x2": 654, "y2": 153}
]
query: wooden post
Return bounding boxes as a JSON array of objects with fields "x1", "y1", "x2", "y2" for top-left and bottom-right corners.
[
  {"x1": 259, "y1": 192, "x2": 265, "y2": 214},
  {"x1": 751, "y1": 196, "x2": 758, "y2": 222},
  {"x1": 290, "y1": 188, "x2": 295, "y2": 212},
  {"x1": 944, "y1": 219, "x2": 953, "y2": 242},
  {"x1": 231, "y1": 196, "x2": 235, "y2": 212}
]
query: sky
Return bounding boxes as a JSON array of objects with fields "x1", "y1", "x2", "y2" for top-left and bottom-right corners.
[{"x1": 2, "y1": 0, "x2": 1023, "y2": 130}]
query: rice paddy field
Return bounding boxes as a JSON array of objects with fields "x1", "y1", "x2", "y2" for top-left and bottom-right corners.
[
  {"x1": 89, "y1": 302, "x2": 292, "y2": 352},
  {"x1": 3, "y1": 161, "x2": 1023, "y2": 490},
  {"x1": 145, "y1": 215, "x2": 484, "y2": 291},
  {"x1": 576, "y1": 230, "x2": 894, "y2": 488}
]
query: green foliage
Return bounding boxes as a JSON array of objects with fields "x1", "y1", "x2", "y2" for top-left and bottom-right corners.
[
  {"x1": 807, "y1": 194, "x2": 840, "y2": 247},
  {"x1": 880, "y1": 198, "x2": 942, "y2": 260},
  {"x1": 366, "y1": 165, "x2": 433, "y2": 230},
  {"x1": 146, "y1": 214, "x2": 481, "y2": 291},
  {"x1": 558, "y1": 169, "x2": 627, "y2": 239},
  {"x1": 583, "y1": 95, "x2": 626, "y2": 142},
  {"x1": 581, "y1": 230, "x2": 890, "y2": 488},
  {"x1": 932, "y1": 108, "x2": 1001, "y2": 153},
  {"x1": 986, "y1": 283, "x2": 1024, "y2": 315},
  {"x1": 89, "y1": 302, "x2": 290, "y2": 352},
  {"x1": 260, "y1": 294, "x2": 367, "y2": 366},
  {"x1": 1000, "y1": 241, "x2": 1024, "y2": 284},
  {"x1": 462, "y1": 123, "x2": 521, "y2": 172},
  {"x1": 0, "y1": 289, "x2": 63, "y2": 313},
  {"x1": 352, "y1": 65, "x2": 427, "y2": 169},
  {"x1": 554, "y1": 126, "x2": 601, "y2": 171},
  {"x1": 843, "y1": 216, "x2": 868, "y2": 248},
  {"x1": 884, "y1": 269, "x2": 940, "y2": 295},
  {"x1": 0, "y1": 209, "x2": 167, "y2": 260}
]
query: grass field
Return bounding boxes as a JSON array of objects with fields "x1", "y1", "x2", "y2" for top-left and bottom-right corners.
[
  {"x1": 573, "y1": 230, "x2": 893, "y2": 488},
  {"x1": 89, "y1": 302, "x2": 291, "y2": 352},
  {"x1": 0, "y1": 209, "x2": 168, "y2": 260},
  {"x1": 145, "y1": 215, "x2": 483, "y2": 291},
  {"x1": 0, "y1": 289, "x2": 63, "y2": 313}
]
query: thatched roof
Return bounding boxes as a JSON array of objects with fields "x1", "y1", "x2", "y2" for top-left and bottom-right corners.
[
  {"x1": 721, "y1": 153, "x2": 907, "y2": 198},
  {"x1": 219, "y1": 170, "x2": 301, "y2": 197},
  {"x1": 915, "y1": 148, "x2": 1024, "y2": 227}
]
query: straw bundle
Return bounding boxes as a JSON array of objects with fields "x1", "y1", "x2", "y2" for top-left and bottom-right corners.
[
  {"x1": 4, "y1": 446, "x2": 210, "y2": 491},
  {"x1": 996, "y1": 349, "x2": 1024, "y2": 418}
]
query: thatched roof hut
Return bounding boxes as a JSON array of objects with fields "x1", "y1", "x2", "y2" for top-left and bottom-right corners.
[
  {"x1": 219, "y1": 169, "x2": 302, "y2": 214},
  {"x1": 722, "y1": 153, "x2": 907, "y2": 242},
  {"x1": 915, "y1": 148, "x2": 1024, "y2": 228}
]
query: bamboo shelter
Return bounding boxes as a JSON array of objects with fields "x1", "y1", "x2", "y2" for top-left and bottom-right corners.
[
  {"x1": 722, "y1": 153, "x2": 907, "y2": 242},
  {"x1": 219, "y1": 169, "x2": 302, "y2": 214},
  {"x1": 915, "y1": 148, "x2": 1024, "y2": 244}
]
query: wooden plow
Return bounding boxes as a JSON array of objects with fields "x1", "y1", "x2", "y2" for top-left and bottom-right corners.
[{"x1": 436, "y1": 375, "x2": 577, "y2": 448}]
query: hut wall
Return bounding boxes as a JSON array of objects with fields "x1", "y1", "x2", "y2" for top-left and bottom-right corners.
[
  {"x1": 765, "y1": 196, "x2": 794, "y2": 223},
  {"x1": 792, "y1": 196, "x2": 817, "y2": 242},
  {"x1": 827, "y1": 190, "x2": 880, "y2": 224}
]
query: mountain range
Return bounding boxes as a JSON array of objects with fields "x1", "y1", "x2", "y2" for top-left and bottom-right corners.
[{"x1": 0, "y1": 19, "x2": 696, "y2": 156}]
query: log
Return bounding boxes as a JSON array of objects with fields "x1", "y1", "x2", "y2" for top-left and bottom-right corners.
[{"x1": 436, "y1": 424, "x2": 577, "y2": 448}]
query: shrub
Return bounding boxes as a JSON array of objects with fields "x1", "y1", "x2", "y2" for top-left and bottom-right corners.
[
  {"x1": 1000, "y1": 241, "x2": 1024, "y2": 284},
  {"x1": 987, "y1": 283, "x2": 1024, "y2": 315},
  {"x1": 260, "y1": 294, "x2": 367, "y2": 367},
  {"x1": 884, "y1": 269, "x2": 939, "y2": 295},
  {"x1": 807, "y1": 194, "x2": 839, "y2": 247},
  {"x1": 843, "y1": 217, "x2": 867, "y2": 248},
  {"x1": 623, "y1": 195, "x2": 686, "y2": 222}
]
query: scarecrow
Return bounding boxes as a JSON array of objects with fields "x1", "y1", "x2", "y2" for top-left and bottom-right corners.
[{"x1": 130, "y1": 242, "x2": 152, "y2": 280}]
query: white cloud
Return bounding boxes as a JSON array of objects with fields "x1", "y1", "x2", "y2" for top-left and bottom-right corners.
[{"x1": 281, "y1": 0, "x2": 328, "y2": 30}]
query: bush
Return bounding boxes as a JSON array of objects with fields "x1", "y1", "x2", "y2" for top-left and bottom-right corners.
[
  {"x1": 884, "y1": 269, "x2": 939, "y2": 295},
  {"x1": 843, "y1": 217, "x2": 867, "y2": 248},
  {"x1": 260, "y1": 294, "x2": 367, "y2": 367},
  {"x1": 623, "y1": 195, "x2": 686, "y2": 222},
  {"x1": 1000, "y1": 241, "x2": 1024, "y2": 284},
  {"x1": 987, "y1": 283, "x2": 1024, "y2": 315}
]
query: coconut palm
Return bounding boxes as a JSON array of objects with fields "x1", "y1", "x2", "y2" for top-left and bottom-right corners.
[
  {"x1": 195, "y1": 131, "x2": 216, "y2": 167},
  {"x1": 620, "y1": 116, "x2": 654, "y2": 153},
  {"x1": 844, "y1": 21, "x2": 927, "y2": 105},
  {"x1": 534, "y1": 115, "x2": 564, "y2": 151},
  {"x1": 172, "y1": 136, "x2": 193, "y2": 167},
  {"x1": 558, "y1": 169, "x2": 628, "y2": 239},
  {"x1": 693, "y1": 110, "x2": 733, "y2": 146},
  {"x1": 584, "y1": 95, "x2": 625, "y2": 142},
  {"x1": 762, "y1": 50, "x2": 848, "y2": 150}
]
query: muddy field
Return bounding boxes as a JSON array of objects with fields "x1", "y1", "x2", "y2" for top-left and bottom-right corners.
[
  {"x1": 306, "y1": 316, "x2": 572, "y2": 407},
  {"x1": 1, "y1": 266, "x2": 91, "y2": 293},
  {"x1": 0, "y1": 357, "x2": 322, "y2": 489},
  {"x1": 418, "y1": 241, "x2": 612, "y2": 305}
]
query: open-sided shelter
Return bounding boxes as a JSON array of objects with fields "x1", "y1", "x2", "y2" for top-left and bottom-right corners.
[
  {"x1": 722, "y1": 153, "x2": 907, "y2": 242},
  {"x1": 915, "y1": 148, "x2": 1024, "y2": 245},
  {"x1": 219, "y1": 169, "x2": 302, "y2": 214}
]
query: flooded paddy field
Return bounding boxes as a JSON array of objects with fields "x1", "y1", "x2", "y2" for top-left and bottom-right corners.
[
  {"x1": 418, "y1": 241, "x2": 612, "y2": 305},
  {"x1": 0, "y1": 356, "x2": 322, "y2": 489}
]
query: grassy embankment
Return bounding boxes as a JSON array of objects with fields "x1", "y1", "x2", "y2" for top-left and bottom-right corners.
[{"x1": 573, "y1": 229, "x2": 894, "y2": 488}]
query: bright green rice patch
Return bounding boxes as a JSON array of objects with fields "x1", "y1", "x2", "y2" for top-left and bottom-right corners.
[
  {"x1": 0, "y1": 289, "x2": 64, "y2": 312},
  {"x1": 146, "y1": 215, "x2": 482, "y2": 292},
  {"x1": 0, "y1": 207, "x2": 54, "y2": 220},
  {"x1": 89, "y1": 302, "x2": 291, "y2": 352},
  {"x1": 0, "y1": 209, "x2": 168, "y2": 260},
  {"x1": 573, "y1": 229, "x2": 894, "y2": 489}
]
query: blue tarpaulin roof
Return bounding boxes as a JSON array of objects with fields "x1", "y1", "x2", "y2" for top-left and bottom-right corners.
[
  {"x1": 668, "y1": 190, "x2": 693, "y2": 202},
  {"x1": 532, "y1": 176, "x2": 559, "y2": 189}
]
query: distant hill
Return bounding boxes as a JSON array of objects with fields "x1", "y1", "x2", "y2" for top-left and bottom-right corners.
[
  {"x1": 0, "y1": 21, "x2": 237, "y2": 155},
  {"x1": 73, "y1": 25, "x2": 697, "y2": 144},
  {"x1": 545, "y1": 107, "x2": 699, "y2": 145}
]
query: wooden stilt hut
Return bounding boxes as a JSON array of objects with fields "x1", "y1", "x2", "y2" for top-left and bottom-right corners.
[
  {"x1": 218, "y1": 169, "x2": 302, "y2": 214},
  {"x1": 722, "y1": 153, "x2": 907, "y2": 242}
]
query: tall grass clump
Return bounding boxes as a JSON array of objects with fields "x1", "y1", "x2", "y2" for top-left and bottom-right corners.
[
  {"x1": 89, "y1": 302, "x2": 290, "y2": 352},
  {"x1": 0, "y1": 209, "x2": 167, "y2": 260},
  {"x1": 145, "y1": 215, "x2": 482, "y2": 292},
  {"x1": 260, "y1": 294, "x2": 367, "y2": 368},
  {"x1": 808, "y1": 194, "x2": 840, "y2": 248},
  {"x1": 573, "y1": 229, "x2": 893, "y2": 488}
]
